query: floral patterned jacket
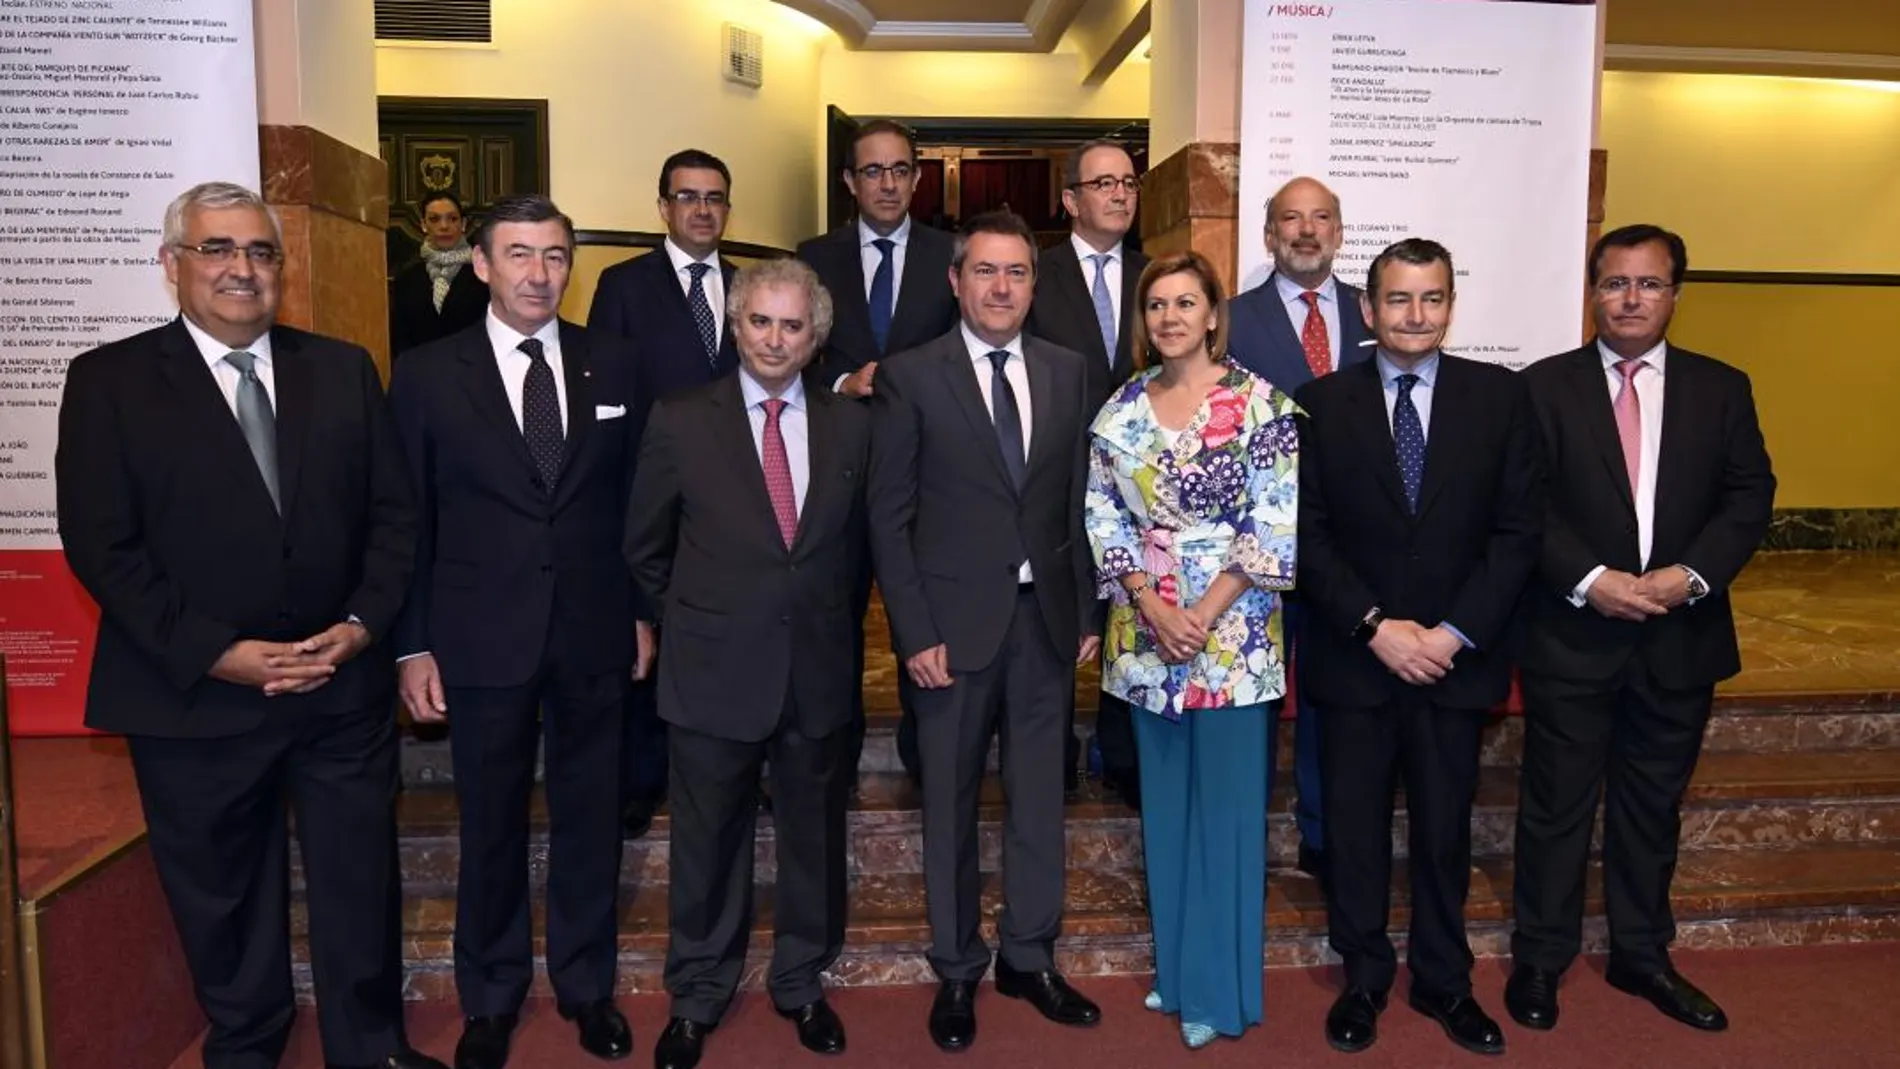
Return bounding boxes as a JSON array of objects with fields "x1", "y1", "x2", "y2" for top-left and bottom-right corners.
[{"x1": 1084, "y1": 359, "x2": 1300, "y2": 720}]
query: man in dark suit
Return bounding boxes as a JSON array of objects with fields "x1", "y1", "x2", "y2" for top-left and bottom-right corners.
[
  {"x1": 586, "y1": 148, "x2": 741, "y2": 839},
  {"x1": 1025, "y1": 137, "x2": 1148, "y2": 807},
  {"x1": 797, "y1": 118, "x2": 959, "y2": 780},
  {"x1": 1227, "y1": 175, "x2": 1372, "y2": 883},
  {"x1": 391, "y1": 191, "x2": 491, "y2": 358},
  {"x1": 868, "y1": 211, "x2": 1103, "y2": 1052},
  {"x1": 55, "y1": 182, "x2": 440, "y2": 1069},
  {"x1": 1295, "y1": 238, "x2": 1541, "y2": 1057},
  {"x1": 1506, "y1": 225, "x2": 1775, "y2": 1035},
  {"x1": 627, "y1": 259, "x2": 868, "y2": 1069},
  {"x1": 388, "y1": 195, "x2": 651, "y2": 1069}
]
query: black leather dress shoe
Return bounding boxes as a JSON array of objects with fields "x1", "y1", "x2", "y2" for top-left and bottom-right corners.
[
  {"x1": 328, "y1": 1047, "x2": 451, "y2": 1069},
  {"x1": 928, "y1": 980, "x2": 979, "y2": 1052},
  {"x1": 1324, "y1": 987, "x2": 1386, "y2": 1053},
  {"x1": 1606, "y1": 964, "x2": 1729, "y2": 1031},
  {"x1": 1297, "y1": 843, "x2": 1328, "y2": 881},
  {"x1": 560, "y1": 999, "x2": 634, "y2": 1059},
  {"x1": 993, "y1": 960, "x2": 1101, "y2": 1026},
  {"x1": 1505, "y1": 964, "x2": 1561, "y2": 1030},
  {"x1": 653, "y1": 1017, "x2": 713, "y2": 1069},
  {"x1": 777, "y1": 998, "x2": 847, "y2": 1055},
  {"x1": 453, "y1": 1015, "x2": 517, "y2": 1069},
  {"x1": 622, "y1": 795, "x2": 660, "y2": 840},
  {"x1": 1103, "y1": 772, "x2": 1142, "y2": 811},
  {"x1": 1407, "y1": 991, "x2": 1505, "y2": 1056}
]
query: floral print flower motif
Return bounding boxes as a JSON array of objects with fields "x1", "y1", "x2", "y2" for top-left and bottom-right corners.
[
  {"x1": 1201, "y1": 388, "x2": 1245, "y2": 451},
  {"x1": 1253, "y1": 415, "x2": 1299, "y2": 465},
  {"x1": 1102, "y1": 544, "x2": 1137, "y2": 579},
  {"x1": 1178, "y1": 452, "x2": 1246, "y2": 515}
]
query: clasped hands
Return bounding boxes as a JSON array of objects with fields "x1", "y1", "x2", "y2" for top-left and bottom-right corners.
[
  {"x1": 1140, "y1": 597, "x2": 1217, "y2": 664},
  {"x1": 208, "y1": 620, "x2": 371, "y2": 698},
  {"x1": 1586, "y1": 565, "x2": 1693, "y2": 622},
  {"x1": 1369, "y1": 619, "x2": 1465, "y2": 687}
]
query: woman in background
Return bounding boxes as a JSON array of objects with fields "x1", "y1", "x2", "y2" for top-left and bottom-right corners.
[
  {"x1": 389, "y1": 190, "x2": 488, "y2": 357},
  {"x1": 1084, "y1": 251, "x2": 1301, "y2": 1049}
]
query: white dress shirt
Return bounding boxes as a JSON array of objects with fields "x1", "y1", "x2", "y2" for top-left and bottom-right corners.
[
  {"x1": 859, "y1": 214, "x2": 911, "y2": 305},
  {"x1": 738, "y1": 367, "x2": 810, "y2": 515},
  {"x1": 1274, "y1": 270, "x2": 1343, "y2": 371},
  {"x1": 1570, "y1": 340, "x2": 1706, "y2": 606},
  {"x1": 182, "y1": 314, "x2": 275, "y2": 417},
  {"x1": 664, "y1": 237, "x2": 724, "y2": 349},
  {"x1": 961, "y1": 322, "x2": 1034, "y2": 583},
  {"x1": 1071, "y1": 232, "x2": 1123, "y2": 329},
  {"x1": 485, "y1": 310, "x2": 567, "y2": 432},
  {"x1": 1375, "y1": 349, "x2": 1438, "y2": 437}
]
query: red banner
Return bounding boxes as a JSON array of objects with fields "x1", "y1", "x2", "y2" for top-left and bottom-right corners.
[{"x1": 0, "y1": 550, "x2": 100, "y2": 736}]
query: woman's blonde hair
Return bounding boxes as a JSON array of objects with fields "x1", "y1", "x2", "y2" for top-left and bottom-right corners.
[{"x1": 1128, "y1": 251, "x2": 1230, "y2": 370}]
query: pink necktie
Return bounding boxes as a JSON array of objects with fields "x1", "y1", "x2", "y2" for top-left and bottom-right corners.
[
  {"x1": 760, "y1": 399, "x2": 798, "y2": 548},
  {"x1": 1613, "y1": 358, "x2": 1645, "y2": 494}
]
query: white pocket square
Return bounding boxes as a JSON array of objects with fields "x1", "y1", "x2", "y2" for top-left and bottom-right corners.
[{"x1": 595, "y1": 404, "x2": 627, "y2": 420}]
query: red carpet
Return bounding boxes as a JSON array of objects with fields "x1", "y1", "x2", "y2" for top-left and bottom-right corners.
[
  {"x1": 11, "y1": 736, "x2": 144, "y2": 897},
  {"x1": 168, "y1": 943, "x2": 1897, "y2": 1069}
]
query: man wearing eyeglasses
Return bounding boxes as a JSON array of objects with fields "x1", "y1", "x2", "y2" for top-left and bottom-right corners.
[
  {"x1": 55, "y1": 182, "x2": 441, "y2": 1069},
  {"x1": 587, "y1": 148, "x2": 742, "y2": 840},
  {"x1": 797, "y1": 119, "x2": 960, "y2": 783},
  {"x1": 1506, "y1": 224, "x2": 1775, "y2": 1037},
  {"x1": 1025, "y1": 137, "x2": 1149, "y2": 807}
]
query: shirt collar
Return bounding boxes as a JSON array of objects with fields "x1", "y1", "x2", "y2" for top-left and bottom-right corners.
[
  {"x1": 1596, "y1": 338, "x2": 1667, "y2": 373},
  {"x1": 858, "y1": 215, "x2": 912, "y2": 249},
  {"x1": 960, "y1": 322, "x2": 1024, "y2": 363},
  {"x1": 486, "y1": 308, "x2": 560, "y2": 359},
  {"x1": 1274, "y1": 271, "x2": 1337, "y2": 306},
  {"x1": 663, "y1": 236, "x2": 720, "y2": 276},
  {"x1": 181, "y1": 314, "x2": 273, "y2": 371},
  {"x1": 1069, "y1": 231, "x2": 1122, "y2": 265},
  {"x1": 1376, "y1": 349, "x2": 1440, "y2": 388},
  {"x1": 739, "y1": 366, "x2": 807, "y2": 411}
]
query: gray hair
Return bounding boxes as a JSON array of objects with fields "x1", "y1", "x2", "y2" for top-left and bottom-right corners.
[
  {"x1": 1264, "y1": 175, "x2": 1343, "y2": 224},
  {"x1": 1064, "y1": 138, "x2": 1131, "y2": 188},
  {"x1": 161, "y1": 181, "x2": 282, "y2": 247},
  {"x1": 726, "y1": 257, "x2": 834, "y2": 348}
]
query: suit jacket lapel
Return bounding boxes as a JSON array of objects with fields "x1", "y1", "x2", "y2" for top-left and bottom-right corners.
[
  {"x1": 1023, "y1": 338, "x2": 1059, "y2": 479},
  {"x1": 1573, "y1": 349, "x2": 1636, "y2": 513},
  {"x1": 941, "y1": 337, "x2": 1016, "y2": 492},
  {"x1": 457, "y1": 326, "x2": 539, "y2": 485},
  {"x1": 791, "y1": 386, "x2": 838, "y2": 555},
  {"x1": 1117, "y1": 249, "x2": 1147, "y2": 378},
  {"x1": 1333, "y1": 278, "x2": 1372, "y2": 366},
  {"x1": 1652, "y1": 343, "x2": 1689, "y2": 542},
  {"x1": 553, "y1": 322, "x2": 595, "y2": 505},
  {"x1": 891, "y1": 228, "x2": 937, "y2": 348},
  {"x1": 1344, "y1": 361, "x2": 1409, "y2": 514},
  {"x1": 1048, "y1": 245, "x2": 1106, "y2": 366},
  {"x1": 1413, "y1": 356, "x2": 1461, "y2": 520},
  {"x1": 156, "y1": 319, "x2": 280, "y2": 517},
  {"x1": 267, "y1": 328, "x2": 311, "y2": 518},
  {"x1": 713, "y1": 376, "x2": 789, "y2": 554}
]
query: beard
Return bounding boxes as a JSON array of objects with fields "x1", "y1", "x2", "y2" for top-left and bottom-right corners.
[{"x1": 1273, "y1": 243, "x2": 1332, "y2": 277}]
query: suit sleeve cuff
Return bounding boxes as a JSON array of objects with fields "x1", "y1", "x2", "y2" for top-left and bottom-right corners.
[
  {"x1": 832, "y1": 372, "x2": 851, "y2": 393},
  {"x1": 1568, "y1": 564, "x2": 1608, "y2": 608},
  {"x1": 396, "y1": 651, "x2": 430, "y2": 663}
]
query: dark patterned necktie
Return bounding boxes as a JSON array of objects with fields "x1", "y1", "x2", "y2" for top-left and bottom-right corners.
[
  {"x1": 686, "y1": 262, "x2": 719, "y2": 366},
  {"x1": 868, "y1": 237, "x2": 895, "y2": 354},
  {"x1": 987, "y1": 350, "x2": 1027, "y2": 490},
  {"x1": 1393, "y1": 373, "x2": 1424, "y2": 513},
  {"x1": 518, "y1": 337, "x2": 564, "y2": 493}
]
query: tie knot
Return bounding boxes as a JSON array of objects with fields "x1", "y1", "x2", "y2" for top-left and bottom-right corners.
[
  {"x1": 987, "y1": 350, "x2": 1011, "y2": 375},
  {"x1": 686, "y1": 262, "x2": 711, "y2": 281},
  {"x1": 517, "y1": 337, "x2": 547, "y2": 363},
  {"x1": 1090, "y1": 252, "x2": 1112, "y2": 269},
  {"x1": 1615, "y1": 357, "x2": 1646, "y2": 382},
  {"x1": 224, "y1": 350, "x2": 256, "y2": 375},
  {"x1": 1300, "y1": 290, "x2": 1322, "y2": 309},
  {"x1": 1395, "y1": 372, "x2": 1419, "y2": 393},
  {"x1": 872, "y1": 237, "x2": 895, "y2": 255},
  {"x1": 761, "y1": 397, "x2": 786, "y2": 421}
]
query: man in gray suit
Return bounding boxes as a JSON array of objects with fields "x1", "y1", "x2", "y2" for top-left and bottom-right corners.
[{"x1": 867, "y1": 210, "x2": 1103, "y2": 1052}]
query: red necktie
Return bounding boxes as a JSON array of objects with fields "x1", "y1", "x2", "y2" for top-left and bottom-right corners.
[
  {"x1": 761, "y1": 398, "x2": 798, "y2": 548},
  {"x1": 1299, "y1": 290, "x2": 1331, "y2": 379}
]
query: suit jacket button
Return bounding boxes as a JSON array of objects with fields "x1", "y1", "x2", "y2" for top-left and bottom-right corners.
[
  {"x1": 540, "y1": 565, "x2": 553, "y2": 574},
  {"x1": 779, "y1": 615, "x2": 791, "y2": 625}
]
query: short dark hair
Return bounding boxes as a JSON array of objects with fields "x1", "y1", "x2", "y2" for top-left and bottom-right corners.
[
  {"x1": 476, "y1": 193, "x2": 574, "y2": 255},
  {"x1": 657, "y1": 149, "x2": 732, "y2": 200},
  {"x1": 419, "y1": 190, "x2": 465, "y2": 219},
  {"x1": 1590, "y1": 223, "x2": 1688, "y2": 288},
  {"x1": 1065, "y1": 138, "x2": 1132, "y2": 188},
  {"x1": 1366, "y1": 237, "x2": 1455, "y2": 298},
  {"x1": 951, "y1": 210, "x2": 1039, "y2": 273},
  {"x1": 849, "y1": 119, "x2": 917, "y2": 168}
]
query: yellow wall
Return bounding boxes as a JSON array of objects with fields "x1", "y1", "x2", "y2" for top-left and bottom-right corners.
[
  {"x1": 1599, "y1": 71, "x2": 1900, "y2": 507},
  {"x1": 815, "y1": 46, "x2": 1149, "y2": 121},
  {"x1": 374, "y1": 0, "x2": 829, "y2": 252},
  {"x1": 254, "y1": 0, "x2": 380, "y2": 156}
]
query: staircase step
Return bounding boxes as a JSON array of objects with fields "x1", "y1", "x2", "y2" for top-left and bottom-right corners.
[
  {"x1": 396, "y1": 694, "x2": 1900, "y2": 786},
  {"x1": 291, "y1": 841, "x2": 1900, "y2": 1000}
]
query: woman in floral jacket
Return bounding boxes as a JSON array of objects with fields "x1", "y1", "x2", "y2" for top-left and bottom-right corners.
[{"x1": 1084, "y1": 251, "x2": 1300, "y2": 1048}]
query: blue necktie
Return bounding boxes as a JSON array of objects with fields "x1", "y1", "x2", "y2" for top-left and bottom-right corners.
[
  {"x1": 1393, "y1": 373, "x2": 1424, "y2": 513},
  {"x1": 987, "y1": 351, "x2": 1027, "y2": 490},
  {"x1": 868, "y1": 237, "x2": 895, "y2": 354},
  {"x1": 1088, "y1": 252, "x2": 1117, "y2": 366},
  {"x1": 685, "y1": 262, "x2": 719, "y2": 367}
]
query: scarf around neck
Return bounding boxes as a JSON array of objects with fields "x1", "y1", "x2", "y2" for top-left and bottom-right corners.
[{"x1": 421, "y1": 240, "x2": 473, "y2": 312}]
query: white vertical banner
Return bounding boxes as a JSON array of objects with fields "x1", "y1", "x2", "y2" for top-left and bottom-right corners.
[
  {"x1": 1238, "y1": 0, "x2": 1597, "y2": 369},
  {"x1": 0, "y1": 0, "x2": 259, "y2": 734}
]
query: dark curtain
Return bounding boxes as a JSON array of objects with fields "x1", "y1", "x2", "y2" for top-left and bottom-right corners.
[
  {"x1": 959, "y1": 160, "x2": 1054, "y2": 230},
  {"x1": 911, "y1": 159, "x2": 946, "y2": 228}
]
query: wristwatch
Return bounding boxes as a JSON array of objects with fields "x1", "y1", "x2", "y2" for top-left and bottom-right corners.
[
  {"x1": 1352, "y1": 605, "x2": 1385, "y2": 644},
  {"x1": 1679, "y1": 566, "x2": 1709, "y2": 601}
]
